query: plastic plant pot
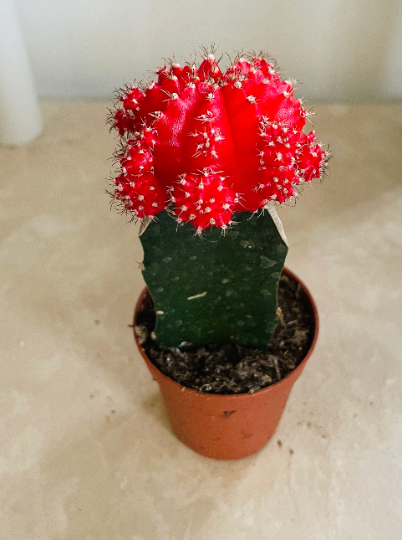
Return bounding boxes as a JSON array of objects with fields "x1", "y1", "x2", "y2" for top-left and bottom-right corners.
[{"x1": 133, "y1": 267, "x2": 319, "y2": 460}]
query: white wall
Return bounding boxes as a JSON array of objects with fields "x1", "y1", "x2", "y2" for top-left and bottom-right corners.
[{"x1": 15, "y1": 0, "x2": 402, "y2": 102}]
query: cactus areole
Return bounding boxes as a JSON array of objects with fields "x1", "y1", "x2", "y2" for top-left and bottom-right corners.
[{"x1": 109, "y1": 49, "x2": 328, "y2": 351}]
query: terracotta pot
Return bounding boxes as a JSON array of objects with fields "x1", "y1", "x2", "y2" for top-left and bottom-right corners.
[{"x1": 133, "y1": 268, "x2": 319, "y2": 460}]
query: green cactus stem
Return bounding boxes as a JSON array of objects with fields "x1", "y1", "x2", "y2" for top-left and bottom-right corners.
[{"x1": 140, "y1": 210, "x2": 288, "y2": 350}]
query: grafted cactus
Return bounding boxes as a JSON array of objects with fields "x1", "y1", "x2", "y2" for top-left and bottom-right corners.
[{"x1": 108, "y1": 49, "x2": 329, "y2": 350}]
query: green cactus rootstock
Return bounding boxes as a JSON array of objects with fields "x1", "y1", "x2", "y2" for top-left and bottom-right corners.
[{"x1": 140, "y1": 210, "x2": 288, "y2": 351}]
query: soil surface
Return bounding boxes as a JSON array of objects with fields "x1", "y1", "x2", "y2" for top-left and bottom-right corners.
[{"x1": 135, "y1": 272, "x2": 314, "y2": 395}]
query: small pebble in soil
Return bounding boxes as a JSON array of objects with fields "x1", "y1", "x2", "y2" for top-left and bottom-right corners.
[{"x1": 135, "y1": 273, "x2": 314, "y2": 395}]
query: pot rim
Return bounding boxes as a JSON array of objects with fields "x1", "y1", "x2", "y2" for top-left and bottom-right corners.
[{"x1": 133, "y1": 266, "x2": 319, "y2": 399}]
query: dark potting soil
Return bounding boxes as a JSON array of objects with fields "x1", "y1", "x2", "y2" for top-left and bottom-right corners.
[{"x1": 134, "y1": 272, "x2": 314, "y2": 395}]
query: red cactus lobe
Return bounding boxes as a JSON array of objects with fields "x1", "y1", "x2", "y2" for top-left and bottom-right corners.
[
  {"x1": 112, "y1": 86, "x2": 145, "y2": 136},
  {"x1": 170, "y1": 171, "x2": 236, "y2": 231},
  {"x1": 156, "y1": 66, "x2": 170, "y2": 85},
  {"x1": 140, "y1": 127, "x2": 157, "y2": 148},
  {"x1": 152, "y1": 86, "x2": 203, "y2": 184},
  {"x1": 259, "y1": 121, "x2": 298, "y2": 169},
  {"x1": 297, "y1": 142, "x2": 325, "y2": 181},
  {"x1": 113, "y1": 109, "x2": 136, "y2": 137},
  {"x1": 198, "y1": 54, "x2": 222, "y2": 82},
  {"x1": 114, "y1": 172, "x2": 166, "y2": 219},
  {"x1": 161, "y1": 76, "x2": 182, "y2": 97},
  {"x1": 121, "y1": 143, "x2": 154, "y2": 176},
  {"x1": 255, "y1": 165, "x2": 298, "y2": 205},
  {"x1": 122, "y1": 87, "x2": 143, "y2": 112},
  {"x1": 220, "y1": 82, "x2": 261, "y2": 198},
  {"x1": 170, "y1": 63, "x2": 191, "y2": 80},
  {"x1": 185, "y1": 89, "x2": 239, "y2": 181},
  {"x1": 137, "y1": 83, "x2": 167, "y2": 123},
  {"x1": 110, "y1": 50, "x2": 328, "y2": 230}
]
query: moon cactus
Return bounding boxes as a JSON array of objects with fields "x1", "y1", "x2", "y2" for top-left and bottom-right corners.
[{"x1": 108, "y1": 49, "x2": 329, "y2": 350}]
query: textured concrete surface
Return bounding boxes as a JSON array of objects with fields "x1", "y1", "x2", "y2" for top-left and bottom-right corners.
[{"x1": 0, "y1": 102, "x2": 400, "y2": 540}]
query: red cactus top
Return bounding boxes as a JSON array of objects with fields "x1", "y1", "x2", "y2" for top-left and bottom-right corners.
[{"x1": 110, "y1": 52, "x2": 328, "y2": 233}]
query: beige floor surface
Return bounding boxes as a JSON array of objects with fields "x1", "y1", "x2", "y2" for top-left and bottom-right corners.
[{"x1": 0, "y1": 102, "x2": 401, "y2": 540}]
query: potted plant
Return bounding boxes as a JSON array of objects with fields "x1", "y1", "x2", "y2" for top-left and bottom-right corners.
[{"x1": 108, "y1": 49, "x2": 329, "y2": 459}]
